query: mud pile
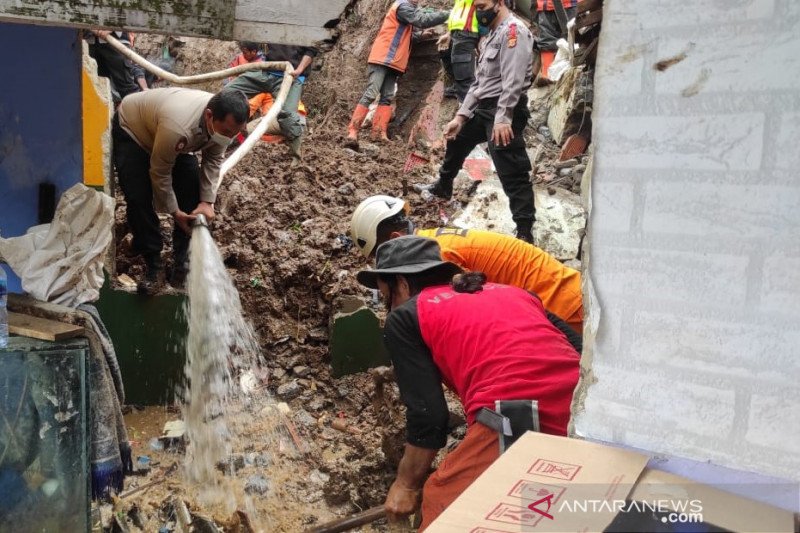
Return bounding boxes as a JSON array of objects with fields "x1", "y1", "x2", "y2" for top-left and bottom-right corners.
[{"x1": 112, "y1": 0, "x2": 587, "y2": 527}]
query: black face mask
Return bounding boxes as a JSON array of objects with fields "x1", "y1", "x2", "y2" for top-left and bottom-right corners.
[{"x1": 476, "y1": 3, "x2": 499, "y2": 27}]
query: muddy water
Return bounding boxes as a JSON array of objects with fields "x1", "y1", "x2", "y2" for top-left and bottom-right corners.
[{"x1": 184, "y1": 223, "x2": 260, "y2": 508}]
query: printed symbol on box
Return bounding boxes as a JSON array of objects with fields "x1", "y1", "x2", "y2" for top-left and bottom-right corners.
[
  {"x1": 508, "y1": 480, "x2": 566, "y2": 503},
  {"x1": 485, "y1": 502, "x2": 542, "y2": 527},
  {"x1": 528, "y1": 459, "x2": 582, "y2": 481},
  {"x1": 528, "y1": 494, "x2": 555, "y2": 520}
]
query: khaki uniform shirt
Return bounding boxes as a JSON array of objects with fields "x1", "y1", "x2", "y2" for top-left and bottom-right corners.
[
  {"x1": 457, "y1": 13, "x2": 533, "y2": 125},
  {"x1": 118, "y1": 88, "x2": 224, "y2": 214}
]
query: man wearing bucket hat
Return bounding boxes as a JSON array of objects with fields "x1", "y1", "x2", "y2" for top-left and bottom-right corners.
[
  {"x1": 357, "y1": 236, "x2": 580, "y2": 529},
  {"x1": 350, "y1": 195, "x2": 583, "y2": 335}
]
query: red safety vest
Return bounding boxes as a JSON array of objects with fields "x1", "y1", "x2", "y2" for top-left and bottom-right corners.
[
  {"x1": 368, "y1": 0, "x2": 413, "y2": 73},
  {"x1": 537, "y1": 0, "x2": 579, "y2": 10},
  {"x1": 416, "y1": 283, "x2": 580, "y2": 436}
]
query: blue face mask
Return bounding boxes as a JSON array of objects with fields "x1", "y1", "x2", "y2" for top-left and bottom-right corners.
[{"x1": 476, "y1": 3, "x2": 499, "y2": 28}]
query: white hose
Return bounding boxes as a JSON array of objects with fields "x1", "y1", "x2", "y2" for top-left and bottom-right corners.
[{"x1": 102, "y1": 34, "x2": 295, "y2": 186}]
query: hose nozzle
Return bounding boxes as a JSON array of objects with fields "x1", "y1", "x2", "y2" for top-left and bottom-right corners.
[{"x1": 192, "y1": 214, "x2": 209, "y2": 228}]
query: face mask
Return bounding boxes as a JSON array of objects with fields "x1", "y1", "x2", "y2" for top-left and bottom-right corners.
[
  {"x1": 208, "y1": 120, "x2": 233, "y2": 147},
  {"x1": 476, "y1": 3, "x2": 499, "y2": 27}
]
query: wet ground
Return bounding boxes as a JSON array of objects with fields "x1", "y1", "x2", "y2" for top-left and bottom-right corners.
[{"x1": 110, "y1": 0, "x2": 587, "y2": 528}]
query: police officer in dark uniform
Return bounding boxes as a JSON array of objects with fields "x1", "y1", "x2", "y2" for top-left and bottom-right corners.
[{"x1": 416, "y1": 0, "x2": 536, "y2": 243}]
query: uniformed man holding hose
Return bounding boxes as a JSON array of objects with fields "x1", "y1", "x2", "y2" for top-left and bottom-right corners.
[
  {"x1": 113, "y1": 88, "x2": 249, "y2": 294},
  {"x1": 415, "y1": 0, "x2": 537, "y2": 243}
]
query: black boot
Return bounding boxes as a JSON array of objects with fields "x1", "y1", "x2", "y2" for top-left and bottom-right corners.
[
  {"x1": 169, "y1": 251, "x2": 189, "y2": 290},
  {"x1": 515, "y1": 224, "x2": 534, "y2": 244},
  {"x1": 413, "y1": 178, "x2": 453, "y2": 200},
  {"x1": 137, "y1": 255, "x2": 163, "y2": 296}
]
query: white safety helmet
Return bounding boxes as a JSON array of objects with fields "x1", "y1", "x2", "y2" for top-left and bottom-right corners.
[{"x1": 350, "y1": 195, "x2": 409, "y2": 257}]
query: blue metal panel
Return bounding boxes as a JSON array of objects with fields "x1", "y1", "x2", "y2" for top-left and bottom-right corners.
[{"x1": 0, "y1": 23, "x2": 82, "y2": 293}]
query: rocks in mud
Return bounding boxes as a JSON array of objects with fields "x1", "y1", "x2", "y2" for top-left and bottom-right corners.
[
  {"x1": 309, "y1": 469, "x2": 330, "y2": 486},
  {"x1": 245, "y1": 452, "x2": 272, "y2": 467},
  {"x1": 293, "y1": 365, "x2": 312, "y2": 378},
  {"x1": 216, "y1": 453, "x2": 246, "y2": 474},
  {"x1": 553, "y1": 158, "x2": 579, "y2": 169},
  {"x1": 306, "y1": 396, "x2": 331, "y2": 412},
  {"x1": 277, "y1": 380, "x2": 303, "y2": 400},
  {"x1": 284, "y1": 354, "x2": 306, "y2": 369},
  {"x1": 244, "y1": 474, "x2": 271, "y2": 495},
  {"x1": 572, "y1": 164, "x2": 587, "y2": 183},
  {"x1": 190, "y1": 514, "x2": 221, "y2": 533},
  {"x1": 307, "y1": 327, "x2": 329, "y2": 342},
  {"x1": 337, "y1": 182, "x2": 356, "y2": 195},
  {"x1": 293, "y1": 408, "x2": 317, "y2": 428}
]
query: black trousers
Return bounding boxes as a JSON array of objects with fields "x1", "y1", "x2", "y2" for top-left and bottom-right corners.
[
  {"x1": 534, "y1": 7, "x2": 578, "y2": 51},
  {"x1": 88, "y1": 43, "x2": 140, "y2": 104},
  {"x1": 440, "y1": 30, "x2": 479, "y2": 102},
  {"x1": 112, "y1": 115, "x2": 200, "y2": 271},
  {"x1": 439, "y1": 97, "x2": 535, "y2": 231}
]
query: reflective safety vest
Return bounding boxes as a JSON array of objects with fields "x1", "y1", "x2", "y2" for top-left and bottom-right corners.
[
  {"x1": 368, "y1": 0, "x2": 413, "y2": 73},
  {"x1": 447, "y1": 0, "x2": 479, "y2": 33}
]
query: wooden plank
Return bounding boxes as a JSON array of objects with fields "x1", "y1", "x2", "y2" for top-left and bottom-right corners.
[
  {"x1": 0, "y1": 0, "x2": 349, "y2": 44},
  {"x1": 576, "y1": 9, "x2": 602, "y2": 30},
  {"x1": 578, "y1": 0, "x2": 603, "y2": 15},
  {"x1": 8, "y1": 312, "x2": 85, "y2": 342},
  {"x1": 233, "y1": 20, "x2": 334, "y2": 46},
  {"x1": 235, "y1": 0, "x2": 349, "y2": 28},
  {"x1": 0, "y1": 0, "x2": 234, "y2": 38}
]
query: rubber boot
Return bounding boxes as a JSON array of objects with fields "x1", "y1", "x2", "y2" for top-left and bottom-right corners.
[
  {"x1": 413, "y1": 178, "x2": 453, "y2": 201},
  {"x1": 515, "y1": 223, "x2": 534, "y2": 244},
  {"x1": 345, "y1": 104, "x2": 370, "y2": 148},
  {"x1": 289, "y1": 136, "x2": 303, "y2": 160},
  {"x1": 137, "y1": 255, "x2": 163, "y2": 296},
  {"x1": 370, "y1": 105, "x2": 393, "y2": 142}
]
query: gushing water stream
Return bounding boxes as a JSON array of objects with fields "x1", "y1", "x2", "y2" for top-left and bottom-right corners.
[{"x1": 183, "y1": 221, "x2": 260, "y2": 506}]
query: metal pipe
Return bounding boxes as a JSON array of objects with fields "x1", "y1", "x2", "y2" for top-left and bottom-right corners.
[
  {"x1": 191, "y1": 214, "x2": 209, "y2": 228},
  {"x1": 101, "y1": 34, "x2": 296, "y2": 185}
]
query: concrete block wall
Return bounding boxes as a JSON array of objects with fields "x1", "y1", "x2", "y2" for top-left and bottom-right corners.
[{"x1": 574, "y1": 0, "x2": 800, "y2": 481}]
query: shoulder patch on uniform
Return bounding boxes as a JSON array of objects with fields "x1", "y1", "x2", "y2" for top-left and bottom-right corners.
[
  {"x1": 435, "y1": 227, "x2": 469, "y2": 238},
  {"x1": 508, "y1": 22, "x2": 518, "y2": 48},
  {"x1": 175, "y1": 136, "x2": 188, "y2": 152}
]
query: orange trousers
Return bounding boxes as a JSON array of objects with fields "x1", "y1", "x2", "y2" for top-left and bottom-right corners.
[
  {"x1": 540, "y1": 50, "x2": 556, "y2": 79},
  {"x1": 419, "y1": 423, "x2": 499, "y2": 531}
]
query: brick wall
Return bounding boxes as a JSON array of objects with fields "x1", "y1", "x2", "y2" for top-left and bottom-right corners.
[{"x1": 574, "y1": 0, "x2": 800, "y2": 480}]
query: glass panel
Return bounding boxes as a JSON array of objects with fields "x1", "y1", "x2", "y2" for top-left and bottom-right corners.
[{"x1": 0, "y1": 336, "x2": 89, "y2": 533}]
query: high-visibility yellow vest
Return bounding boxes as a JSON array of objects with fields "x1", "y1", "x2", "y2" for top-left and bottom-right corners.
[{"x1": 447, "y1": 0, "x2": 479, "y2": 33}]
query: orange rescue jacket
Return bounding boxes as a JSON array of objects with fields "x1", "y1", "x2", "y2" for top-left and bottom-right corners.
[
  {"x1": 416, "y1": 227, "x2": 584, "y2": 334},
  {"x1": 368, "y1": 0, "x2": 413, "y2": 73}
]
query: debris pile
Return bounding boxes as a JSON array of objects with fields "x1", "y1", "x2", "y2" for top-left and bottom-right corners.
[{"x1": 110, "y1": 0, "x2": 595, "y2": 528}]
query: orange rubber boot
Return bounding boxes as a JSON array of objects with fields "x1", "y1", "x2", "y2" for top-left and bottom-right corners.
[
  {"x1": 371, "y1": 105, "x2": 393, "y2": 142},
  {"x1": 346, "y1": 104, "x2": 370, "y2": 144}
]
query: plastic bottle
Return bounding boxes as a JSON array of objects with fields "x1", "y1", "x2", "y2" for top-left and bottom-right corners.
[{"x1": 0, "y1": 265, "x2": 7, "y2": 348}]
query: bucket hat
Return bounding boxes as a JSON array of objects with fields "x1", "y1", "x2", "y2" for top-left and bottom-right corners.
[{"x1": 356, "y1": 236, "x2": 461, "y2": 289}]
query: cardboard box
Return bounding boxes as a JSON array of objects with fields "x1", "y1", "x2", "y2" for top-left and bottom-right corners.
[{"x1": 426, "y1": 432, "x2": 795, "y2": 533}]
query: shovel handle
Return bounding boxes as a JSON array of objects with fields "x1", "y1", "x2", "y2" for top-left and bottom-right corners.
[{"x1": 305, "y1": 505, "x2": 386, "y2": 533}]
